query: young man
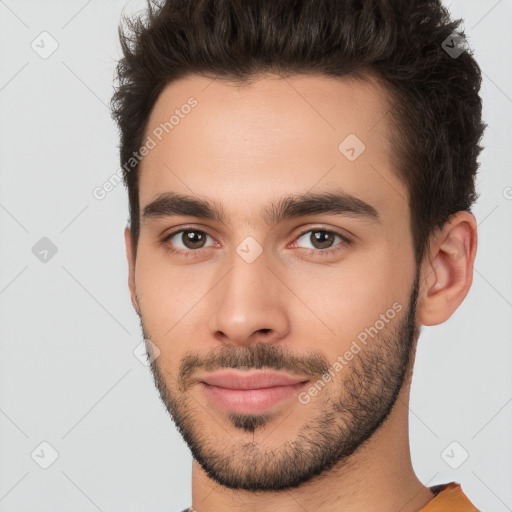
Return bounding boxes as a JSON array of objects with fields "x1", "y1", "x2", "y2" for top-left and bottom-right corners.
[{"x1": 111, "y1": 0, "x2": 485, "y2": 510}]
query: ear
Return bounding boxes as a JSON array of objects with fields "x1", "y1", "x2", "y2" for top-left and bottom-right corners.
[
  {"x1": 124, "y1": 225, "x2": 140, "y2": 315},
  {"x1": 416, "y1": 211, "x2": 478, "y2": 326}
]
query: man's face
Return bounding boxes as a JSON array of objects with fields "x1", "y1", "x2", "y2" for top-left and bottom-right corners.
[{"x1": 128, "y1": 74, "x2": 420, "y2": 491}]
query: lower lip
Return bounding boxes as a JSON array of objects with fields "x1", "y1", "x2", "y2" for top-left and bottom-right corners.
[{"x1": 200, "y1": 381, "x2": 310, "y2": 414}]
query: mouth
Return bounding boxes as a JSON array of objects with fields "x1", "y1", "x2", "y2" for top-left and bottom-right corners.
[{"x1": 198, "y1": 370, "x2": 311, "y2": 415}]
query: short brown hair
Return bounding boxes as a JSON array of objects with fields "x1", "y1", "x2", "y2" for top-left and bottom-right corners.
[{"x1": 111, "y1": 0, "x2": 486, "y2": 267}]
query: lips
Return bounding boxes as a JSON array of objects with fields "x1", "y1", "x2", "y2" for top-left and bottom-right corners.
[
  {"x1": 199, "y1": 370, "x2": 310, "y2": 389},
  {"x1": 198, "y1": 370, "x2": 311, "y2": 414}
]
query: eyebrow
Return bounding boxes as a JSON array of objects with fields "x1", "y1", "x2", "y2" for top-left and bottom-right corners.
[{"x1": 142, "y1": 189, "x2": 380, "y2": 226}]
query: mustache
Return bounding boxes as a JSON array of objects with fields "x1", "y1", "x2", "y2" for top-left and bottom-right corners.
[{"x1": 178, "y1": 342, "x2": 331, "y2": 391}]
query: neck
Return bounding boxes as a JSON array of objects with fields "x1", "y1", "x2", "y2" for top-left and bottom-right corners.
[{"x1": 189, "y1": 378, "x2": 433, "y2": 512}]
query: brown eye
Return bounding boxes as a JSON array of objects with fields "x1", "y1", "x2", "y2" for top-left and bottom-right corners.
[
  {"x1": 295, "y1": 229, "x2": 348, "y2": 253},
  {"x1": 181, "y1": 230, "x2": 207, "y2": 249},
  {"x1": 165, "y1": 229, "x2": 215, "y2": 253},
  {"x1": 309, "y1": 231, "x2": 336, "y2": 249}
]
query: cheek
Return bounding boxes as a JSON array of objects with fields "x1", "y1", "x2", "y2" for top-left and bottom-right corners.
[
  {"x1": 134, "y1": 247, "x2": 185, "y2": 337},
  {"x1": 134, "y1": 266, "x2": 189, "y2": 374},
  {"x1": 134, "y1": 244, "x2": 218, "y2": 346},
  {"x1": 288, "y1": 244, "x2": 413, "y2": 344}
]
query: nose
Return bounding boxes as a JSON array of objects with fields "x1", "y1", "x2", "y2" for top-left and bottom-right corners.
[{"x1": 207, "y1": 247, "x2": 290, "y2": 346}]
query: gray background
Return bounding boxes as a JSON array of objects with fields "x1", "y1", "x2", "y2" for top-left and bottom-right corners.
[{"x1": 0, "y1": 0, "x2": 511, "y2": 510}]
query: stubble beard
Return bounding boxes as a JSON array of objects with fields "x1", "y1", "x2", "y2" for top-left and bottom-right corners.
[{"x1": 139, "y1": 272, "x2": 420, "y2": 491}]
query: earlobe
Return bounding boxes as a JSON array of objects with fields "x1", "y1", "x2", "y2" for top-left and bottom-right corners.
[
  {"x1": 124, "y1": 225, "x2": 140, "y2": 315},
  {"x1": 416, "y1": 212, "x2": 478, "y2": 326}
]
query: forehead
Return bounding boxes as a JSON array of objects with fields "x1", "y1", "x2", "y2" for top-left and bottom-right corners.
[{"x1": 138, "y1": 73, "x2": 408, "y2": 228}]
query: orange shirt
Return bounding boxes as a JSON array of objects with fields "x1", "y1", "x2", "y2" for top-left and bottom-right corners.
[{"x1": 421, "y1": 482, "x2": 479, "y2": 511}]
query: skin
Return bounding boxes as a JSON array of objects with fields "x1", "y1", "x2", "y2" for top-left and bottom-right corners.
[{"x1": 124, "y1": 73, "x2": 477, "y2": 511}]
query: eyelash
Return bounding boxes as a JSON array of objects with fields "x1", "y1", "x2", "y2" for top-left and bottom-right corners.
[{"x1": 161, "y1": 227, "x2": 351, "y2": 259}]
